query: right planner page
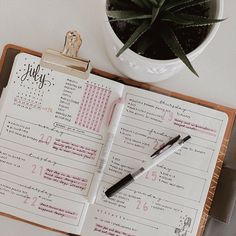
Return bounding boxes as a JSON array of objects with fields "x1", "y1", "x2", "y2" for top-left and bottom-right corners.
[{"x1": 81, "y1": 85, "x2": 228, "y2": 236}]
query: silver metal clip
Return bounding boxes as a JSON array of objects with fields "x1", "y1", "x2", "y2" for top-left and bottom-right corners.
[{"x1": 40, "y1": 30, "x2": 91, "y2": 79}]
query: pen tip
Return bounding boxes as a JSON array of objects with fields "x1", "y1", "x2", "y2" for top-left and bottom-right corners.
[
  {"x1": 176, "y1": 135, "x2": 181, "y2": 140},
  {"x1": 182, "y1": 135, "x2": 191, "y2": 143},
  {"x1": 172, "y1": 135, "x2": 181, "y2": 143}
]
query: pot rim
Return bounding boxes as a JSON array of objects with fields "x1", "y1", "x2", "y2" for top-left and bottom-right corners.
[{"x1": 104, "y1": 0, "x2": 224, "y2": 65}]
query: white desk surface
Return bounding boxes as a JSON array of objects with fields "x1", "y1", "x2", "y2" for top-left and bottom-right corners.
[{"x1": 0, "y1": 0, "x2": 235, "y2": 235}]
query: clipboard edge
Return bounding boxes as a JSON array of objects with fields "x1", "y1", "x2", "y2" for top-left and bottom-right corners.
[{"x1": 0, "y1": 43, "x2": 235, "y2": 236}]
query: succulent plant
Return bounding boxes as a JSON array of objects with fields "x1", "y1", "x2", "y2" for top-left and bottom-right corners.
[{"x1": 107, "y1": 0, "x2": 224, "y2": 77}]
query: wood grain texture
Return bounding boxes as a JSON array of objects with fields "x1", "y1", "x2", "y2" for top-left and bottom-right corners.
[{"x1": 0, "y1": 44, "x2": 235, "y2": 236}]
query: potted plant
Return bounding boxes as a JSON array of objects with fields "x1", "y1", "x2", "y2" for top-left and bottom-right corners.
[{"x1": 102, "y1": 0, "x2": 224, "y2": 82}]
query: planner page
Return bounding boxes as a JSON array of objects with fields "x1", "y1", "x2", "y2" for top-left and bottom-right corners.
[
  {"x1": 82, "y1": 86, "x2": 228, "y2": 236},
  {"x1": 0, "y1": 53, "x2": 124, "y2": 234}
]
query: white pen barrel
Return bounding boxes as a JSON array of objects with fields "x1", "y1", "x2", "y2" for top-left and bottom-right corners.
[
  {"x1": 108, "y1": 102, "x2": 124, "y2": 133},
  {"x1": 98, "y1": 103, "x2": 124, "y2": 172},
  {"x1": 97, "y1": 133, "x2": 114, "y2": 173},
  {"x1": 88, "y1": 101, "x2": 124, "y2": 203},
  {"x1": 142, "y1": 142, "x2": 183, "y2": 173}
]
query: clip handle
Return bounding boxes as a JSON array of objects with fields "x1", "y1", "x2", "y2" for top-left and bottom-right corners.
[
  {"x1": 62, "y1": 31, "x2": 82, "y2": 58},
  {"x1": 40, "y1": 30, "x2": 91, "y2": 80}
]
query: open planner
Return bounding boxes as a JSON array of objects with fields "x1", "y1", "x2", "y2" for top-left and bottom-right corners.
[{"x1": 0, "y1": 46, "x2": 234, "y2": 236}]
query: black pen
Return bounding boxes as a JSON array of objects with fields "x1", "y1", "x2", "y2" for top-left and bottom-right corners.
[{"x1": 105, "y1": 135, "x2": 191, "y2": 198}]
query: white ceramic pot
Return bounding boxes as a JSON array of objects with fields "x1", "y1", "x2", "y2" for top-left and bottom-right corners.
[{"x1": 102, "y1": 0, "x2": 224, "y2": 82}]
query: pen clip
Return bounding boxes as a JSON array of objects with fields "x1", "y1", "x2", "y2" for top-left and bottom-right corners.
[
  {"x1": 106, "y1": 97, "x2": 125, "y2": 126},
  {"x1": 151, "y1": 135, "x2": 181, "y2": 158}
]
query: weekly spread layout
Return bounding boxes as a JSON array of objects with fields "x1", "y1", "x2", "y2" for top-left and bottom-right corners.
[{"x1": 0, "y1": 53, "x2": 228, "y2": 236}]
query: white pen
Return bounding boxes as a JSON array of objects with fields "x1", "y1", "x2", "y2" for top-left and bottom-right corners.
[
  {"x1": 88, "y1": 99, "x2": 124, "y2": 203},
  {"x1": 105, "y1": 135, "x2": 191, "y2": 198}
]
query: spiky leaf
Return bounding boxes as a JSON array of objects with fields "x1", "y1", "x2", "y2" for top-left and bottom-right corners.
[
  {"x1": 108, "y1": 0, "x2": 225, "y2": 77},
  {"x1": 161, "y1": 12, "x2": 225, "y2": 27},
  {"x1": 139, "y1": 0, "x2": 153, "y2": 8},
  {"x1": 108, "y1": 10, "x2": 152, "y2": 21},
  {"x1": 162, "y1": 0, "x2": 211, "y2": 11},
  {"x1": 179, "y1": 19, "x2": 225, "y2": 28},
  {"x1": 147, "y1": 0, "x2": 158, "y2": 6},
  {"x1": 131, "y1": 0, "x2": 152, "y2": 9},
  {"x1": 161, "y1": 27, "x2": 199, "y2": 77},
  {"x1": 173, "y1": 0, "x2": 211, "y2": 12},
  {"x1": 151, "y1": 0, "x2": 167, "y2": 24},
  {"x1": 117, "y1": 20, "x2": 151, "y2": 57},
  {"x1": 163, "y1": 0, "x2": 196, "y2": 11}
]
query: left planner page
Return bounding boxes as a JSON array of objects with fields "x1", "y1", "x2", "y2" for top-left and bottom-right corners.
[{"x1": 0, "y1": 53, "x2": 124, "y2": 234}]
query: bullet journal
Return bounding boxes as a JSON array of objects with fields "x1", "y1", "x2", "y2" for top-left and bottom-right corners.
[{"x1": 0, "y1": 45, "x2": 234, "y2": 236}]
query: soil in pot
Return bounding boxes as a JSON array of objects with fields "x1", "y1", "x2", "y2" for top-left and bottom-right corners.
[{"x1": 108, "y1": 1, "x2": 210, "y2": 60}]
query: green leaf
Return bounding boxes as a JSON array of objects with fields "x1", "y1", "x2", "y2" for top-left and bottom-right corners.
[
  {"x1": 131, "y1": 0, "x2": 152, "y2": 9},
  {"x1": 162, "y1": 0, "x2": 210, "y2": 11},
  {"x1": 117, "y1": 20, "x2": 151, "y2": 57},
  {"x1": 151, "y1": 0, "x2": 167, "y2": 25},
  {"x1": 107, "y1": 10, "x2": 152, "y2": 21},
  {"x1": 157, "y1": 0, "x2": 168, "y2": 8},
  {"x1": 130, "y1": 0, "x2": 145, "y2": 8},
  {"x1": 161, "y1": 12, "x2": 225, "y2": 27},
  {"x1": 128, "y1": 19, "x2": 143, "y2": 25},
  {"x1": 151, "y1": 7, "x2": 160, "y2": 24},
  {"x1": 174, "y1": 0, "x2": 211, "y2": 12},
  {"x1": 162, "y1": 0, "x2": 195, "y2": 11},
  {"x1": 161, "y1": 27, "x2": 199, "y2": 77},
  {"x1": 147, "y1": 0, "x2": 158, "y2": 6},
  {"x1": 139, "y1": 0, "x2": 153, "y2": 8}
]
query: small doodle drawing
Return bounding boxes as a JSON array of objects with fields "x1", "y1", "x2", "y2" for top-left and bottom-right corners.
[{"x1": 175, "y1": 217, "x2": 192, "y2": 236}]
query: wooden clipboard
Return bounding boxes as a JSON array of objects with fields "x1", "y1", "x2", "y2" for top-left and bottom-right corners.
[{"x1": 0, "y1": 43, "x2": 235, "y2": 236}]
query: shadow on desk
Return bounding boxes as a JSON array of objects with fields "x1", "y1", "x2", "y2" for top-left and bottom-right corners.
[{"x1": 205, "y1": 207, "x2": 236, "y2": 236}]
